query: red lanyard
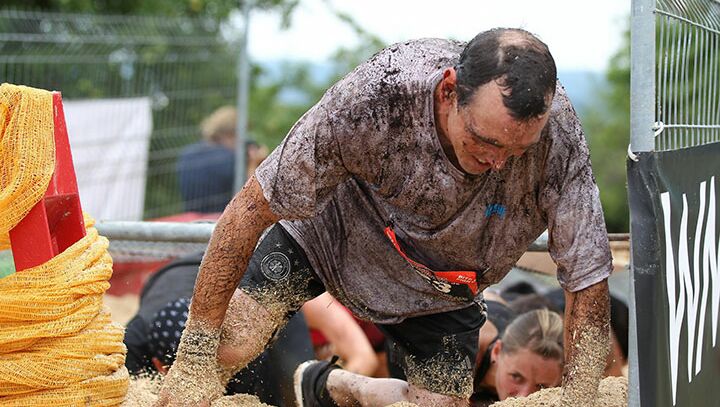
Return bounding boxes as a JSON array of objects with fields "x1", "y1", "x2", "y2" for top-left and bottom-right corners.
[{"x1": 383, "y1": 225, "x2": 479, "y2": 296}]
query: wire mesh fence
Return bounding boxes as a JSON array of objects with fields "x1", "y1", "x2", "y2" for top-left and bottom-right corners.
[
  {"x1": 0, "y1": 9, "x2": 240, "y2": 220},
  {"x1": 654, "y1": 0, "x2": 720, "y2": 151}
]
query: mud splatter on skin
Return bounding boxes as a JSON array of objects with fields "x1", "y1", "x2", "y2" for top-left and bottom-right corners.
[
  {"x1": 192, "y1": 176, "x2": 279, "y2": 324},
  {"x1": 216, "y1": 290, "x2": 282, "y2": 381},
  {"x1": 154, "y1": 322, "x2": 226, "y2": 405},
  {"x1": 122, "y1": 375, "x2": 274, "y2": 406}
]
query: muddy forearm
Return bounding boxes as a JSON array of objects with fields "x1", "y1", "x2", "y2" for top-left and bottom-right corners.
[
  {"x1": 188, "y1": 175, "x2": 279, "y2": 329},
  {"x1": 561, "y1": 279, "x2": 610, "y2": 406},
  {"x1": 156, "y1": 177, "x2": 279, "y2": 405}
]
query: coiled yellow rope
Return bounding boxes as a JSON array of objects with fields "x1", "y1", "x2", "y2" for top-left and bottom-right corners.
[
  {"x1": 0, "y1": 83, "x2": 55, "y2": 249},
  {"x1": 0, "y1": 83, "x2": 129, "y2": 406}
]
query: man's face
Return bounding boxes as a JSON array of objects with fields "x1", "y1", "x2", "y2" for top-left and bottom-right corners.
[
  {"x1": 445, "y1": 81, "x2": 550, "y2": 175},
  {"x1": 493, "y1": 345, "x2": 563, "y2": 400}
]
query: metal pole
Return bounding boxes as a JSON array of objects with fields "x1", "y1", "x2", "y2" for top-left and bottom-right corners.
[
  {"x1": 629, "y1": 1, "x2": 656, "y2": 405},
  {"x1": 630, "y1": 0, "x2": 657, "y2": 153},
  {"x1": 94, "y1": 220, "x2": 630, "y2": 247},
  {"x1": 96, "y1": 221, "x2": 215, "y2": 243},
  {"x1": 234, "y1": 0, "x2": 252, "y2": 192}
]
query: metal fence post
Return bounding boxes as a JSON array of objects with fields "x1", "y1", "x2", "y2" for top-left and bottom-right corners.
[
  {"x1": 630, "y1": 0, "x2": 656, "y2": 406},
  {"x1": 234, "y1": 1, "x2": 252, "y2": 193},
  {"x1": 631, "y1": 0, "x2": 657, "y2": 153}
]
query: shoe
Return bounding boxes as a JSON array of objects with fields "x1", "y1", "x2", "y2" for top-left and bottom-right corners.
[{"x1": 293, "y1": 356, "x2": 341, "y2": 407}]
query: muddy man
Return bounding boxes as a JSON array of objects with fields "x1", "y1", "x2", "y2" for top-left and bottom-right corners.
[{"x1": 154, "y1": 28, "x2": 611, "y2": 407}]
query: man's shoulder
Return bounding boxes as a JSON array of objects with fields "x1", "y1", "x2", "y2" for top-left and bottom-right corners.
[
  {"x1": 547, "y1": 83, "x2": 581, "y2": 131},
  {"x1": 539, "y1": 82, "x2": 587, "y2": 152},
  {"x1": 365, "y1": 38, "x2": 463, "y2": 76},
  {"x1": 333, "y1": 38, "x2": 462, "y2": 97}
]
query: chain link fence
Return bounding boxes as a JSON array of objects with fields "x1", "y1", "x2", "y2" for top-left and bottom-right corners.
[
  {"x1": 653, "y1": 0, "x2": 720, "y2": 150},
  {"x1": 629, "y1": 1, "x2": 720, "y2": 405},
  {"x1": 0, "y1": 9, "x2": 239, "y2": 221}
]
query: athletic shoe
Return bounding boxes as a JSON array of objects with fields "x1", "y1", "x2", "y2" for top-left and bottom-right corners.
[{"x1": 293, "y1": 355, "x2": 341, "y2": 407}]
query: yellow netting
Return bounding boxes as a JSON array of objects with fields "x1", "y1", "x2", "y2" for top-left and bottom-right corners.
[
  {"x1": 0, "y1": 83, "x2": 56, "y2": 250},
  {"x1": 0, "y1": 83, "x2": 129, "y2": 405}
]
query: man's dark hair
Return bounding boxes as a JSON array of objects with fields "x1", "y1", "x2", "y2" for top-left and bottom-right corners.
[{"x1": 455, "y1": 28, "x2": 557, "y2": 120}]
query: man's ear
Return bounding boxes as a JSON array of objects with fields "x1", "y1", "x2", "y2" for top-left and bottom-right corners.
[
  {"x1": 440, "y1": 67, "x2": 458, "y2": 100},
  {"x1": 151, "y1": 357, "x2": 169, "y2": 375}
]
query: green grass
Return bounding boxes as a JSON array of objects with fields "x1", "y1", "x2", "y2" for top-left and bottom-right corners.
[{"x1": 0, "y1": 250, "x2": 16, "y2": 279}]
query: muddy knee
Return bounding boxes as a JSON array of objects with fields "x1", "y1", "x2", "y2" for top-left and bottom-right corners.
[{"x1": 217, "y1": 289, "x2": 282, "y2": 370}]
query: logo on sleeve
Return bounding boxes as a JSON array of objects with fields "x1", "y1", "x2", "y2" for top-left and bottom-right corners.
[{"x1": 260, "y1": 252, "x2": 291, "y2": 281}]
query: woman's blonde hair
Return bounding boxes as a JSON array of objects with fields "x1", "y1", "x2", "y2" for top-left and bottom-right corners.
[
  {"x1": 501, "y1": 308, "x2": 564, "y2": 362},
  {"x1": 201, "y1": 106, "x2": 236, "y2": 142}
]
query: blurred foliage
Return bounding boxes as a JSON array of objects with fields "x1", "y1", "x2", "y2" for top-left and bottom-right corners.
[
  {"x1": 582, "y1": 28, "x2": 631, "y2": 233},
  {"x1": 250, "y1": 0, "x2": 385, "y2": 148},
  {"x1": 584, "y1": 15, "x2": 720, "y2": 232},
  {"x1": 2, "y1": 0, "x2": 298, "y2": 24},
  {"x1": 0, "y1": 0, "x2": 383, "y2": 218}
]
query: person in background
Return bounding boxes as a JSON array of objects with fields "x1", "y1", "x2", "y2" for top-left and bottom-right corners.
[
  {"x1": 176, "y1": 106, "x2": 268, "y2": 213},
  {"x1": 498, "y1": 282, "x2": 629, "y2": 377},
  {"x1": 304, "y1": 292, "x2": 380, "y2": 377},
  {"x1": 471, "y1": 309, "x2": 564, "y2": 406}
]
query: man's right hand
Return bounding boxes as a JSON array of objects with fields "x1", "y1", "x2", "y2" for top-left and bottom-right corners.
[
  {"x1": 153, "y1": 363, "x2": 224, "y2": 406},
  {"x1": 152, "y1": 324, "x2": 225, "y2": 407}
]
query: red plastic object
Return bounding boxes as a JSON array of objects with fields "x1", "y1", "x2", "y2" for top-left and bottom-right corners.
[
  {"x1": 107, "y1": 260, "x2": 170, "y2": 296},
  {"x1": 9, "y1": 92, "x2": 86, "y2": 271}
]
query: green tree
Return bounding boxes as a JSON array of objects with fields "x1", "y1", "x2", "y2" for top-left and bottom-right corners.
[
  {"x1": 582, "y1": 28, "x2": 631, "y2": 233},
  {"x1": 249, "y1": 2, "x2": 385, "y2": 148},
  {"x1": 1, "y1": 0, "x2": 297, "y2": 22},
  {"x1": 0, "y1": 0, "x2": 384, "y2": 217},
  {"x1": 584, "y1": 13, "x2": 720, "y2": 233}
]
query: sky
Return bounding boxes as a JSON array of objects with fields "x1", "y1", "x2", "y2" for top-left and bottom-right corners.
[{"x1": 247, "y1": 0, "x2": 631, "y2": 72}]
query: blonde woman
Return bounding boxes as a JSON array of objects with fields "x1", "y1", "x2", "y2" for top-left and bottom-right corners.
[{"x1": 472, "y1": 308, "x2": 564, "y2": 405}]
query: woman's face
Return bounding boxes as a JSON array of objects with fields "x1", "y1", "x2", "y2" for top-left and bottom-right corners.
[{"x1": 492, "y1": 342, "x2": 563, "y2": 400}]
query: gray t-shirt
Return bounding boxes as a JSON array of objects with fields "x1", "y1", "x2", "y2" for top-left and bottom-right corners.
[{"x1": 255, "y1": 38, "x2": 612, "y2": 324}]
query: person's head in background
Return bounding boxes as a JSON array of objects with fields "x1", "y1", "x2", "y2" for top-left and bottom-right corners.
[
  {"x1": 488, "y1": 308, "x2": 564, "y2": 400},
  {"x1": 200, "y1": 105, "x2": 269, "y2": 176},
  {"x1": 201, "y1": 106, "x2": 237, "y2": 150}
]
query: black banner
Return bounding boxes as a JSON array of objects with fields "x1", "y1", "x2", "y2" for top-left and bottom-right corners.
[{"x1": 628, "y1": 143, "x2": 720, "y2": 407}]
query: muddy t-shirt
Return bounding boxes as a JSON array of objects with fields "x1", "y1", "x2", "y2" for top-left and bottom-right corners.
[{"x1": 255, "y1": 38, "x2": 612, "y2": 324}]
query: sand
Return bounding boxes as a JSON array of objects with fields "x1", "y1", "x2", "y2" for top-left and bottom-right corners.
[
  {"x1": 121, "y1": 376, "x2": 273, "y2": 407},
  {"x1": 490, "y1": 376, "x2": 628, "y2": 407},
  {"x1": 106, "y1": 283, "x2": 623, "y2": 407}
]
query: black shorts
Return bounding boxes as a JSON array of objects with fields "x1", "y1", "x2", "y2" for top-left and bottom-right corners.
[
  {"x1": 239, "y1": 224, "x2": 326, "y2": 321},
  {"x1": 240, "y1": 224, "x2": 485, "y2": 397},
  {"x1": 380, "y1": 304, "x2": 486, "y2": 398}
]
